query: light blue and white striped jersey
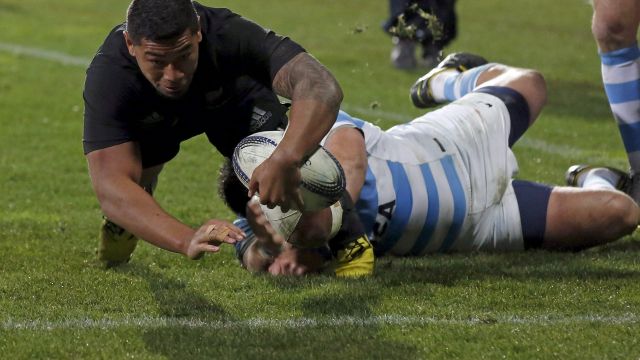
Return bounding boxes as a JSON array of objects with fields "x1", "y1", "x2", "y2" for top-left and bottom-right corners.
[{"x1": 329, "y1": 110, "x2": 470, "y2": 256}]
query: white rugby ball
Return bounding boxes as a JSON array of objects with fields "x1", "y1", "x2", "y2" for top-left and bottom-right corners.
[{"x1": 232, "y1": 131, "x2": 345, "y2": 211}]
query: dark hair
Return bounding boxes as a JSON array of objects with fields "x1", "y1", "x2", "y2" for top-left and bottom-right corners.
[
  {"x1": 218, "y1": 158, "x2": 250, "y2": 217},
  {"x1": 126, "y1": 0, "x2": 199, "y2": 44}
]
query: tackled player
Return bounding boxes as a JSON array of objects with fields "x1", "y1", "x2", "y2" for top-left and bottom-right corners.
[{"x1": 220, "y1": 53, "x2": 640, "y2": 276}]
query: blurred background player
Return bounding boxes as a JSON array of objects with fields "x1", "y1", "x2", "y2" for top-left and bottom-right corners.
[
  {"x1": 223, "y1": 53, "x2": 640, "y2": 275},
  {"x1": 383, "y1": 0, "x2": 457, "y2": 70},
  {"x1": 591, "y1": 0, "x2": 640, "y2": 202}
]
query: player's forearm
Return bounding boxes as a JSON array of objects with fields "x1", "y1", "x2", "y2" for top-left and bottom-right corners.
[
  {"x1": 278, "y1": 100, "x2": 340, "y2": 163},
  {"x1": 273, "y1": 52, "x2": 343, "y2": 163},
  {"x1": 96, "y1": 179, "x2": 194, "y2": 255},
  {"x1": 324, "y1": 128, "x2": 367, "y2": 202}
]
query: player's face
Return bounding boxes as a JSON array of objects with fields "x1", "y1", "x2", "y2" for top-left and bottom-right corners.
[
  {"x1": 243, "y1": 240, "x2": 281, "y2": 273},
  {"x1": 125, "y1": 28, "x2": 202, "y2": 99}
]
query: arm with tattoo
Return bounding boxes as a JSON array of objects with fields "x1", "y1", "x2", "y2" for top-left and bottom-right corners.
[{"x1": 248, "y1": 52, "x2": 343, "y2": 212}]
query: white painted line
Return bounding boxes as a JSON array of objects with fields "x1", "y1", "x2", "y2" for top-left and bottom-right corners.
[
  {"x1": 0, "y1": 42, "x2": 91, "y2": 67},
  {"x1": 2, "y1": 313, "x2": 638, "y2": 331}
]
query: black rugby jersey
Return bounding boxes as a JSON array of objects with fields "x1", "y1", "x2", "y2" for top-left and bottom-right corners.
[{"x1": 83, "y1": 3, "x2": 304, "y2": 159}]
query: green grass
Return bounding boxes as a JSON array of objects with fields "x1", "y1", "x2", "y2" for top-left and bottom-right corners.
[{"x1": 1, "y1": 0, "x2": 639, "y2": 358}]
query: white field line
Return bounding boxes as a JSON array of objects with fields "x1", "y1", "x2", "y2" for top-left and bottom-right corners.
[
  {"x1": 0, "y1": 42, "x2": 91, "y2": 67},
  {"x1": 2, "y1": 314, "x2": 638, "y2": 331},
  {"x1": 0, "y1": 41, "x2": 594, "y2": 160}
]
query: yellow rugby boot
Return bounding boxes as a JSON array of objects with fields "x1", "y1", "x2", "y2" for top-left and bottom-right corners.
[
  {"x1": 97, "y1": 218, "x2": 138, "y2": 267},
  {"x1": 333, "y1": 235, "x2": 375, "y2": 277}
]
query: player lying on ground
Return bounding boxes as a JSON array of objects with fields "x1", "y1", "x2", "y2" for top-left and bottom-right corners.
[{"x1": 219, "y1": 53, "x2": 640, "y2": 275}]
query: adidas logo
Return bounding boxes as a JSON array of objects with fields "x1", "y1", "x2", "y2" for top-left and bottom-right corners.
[{"x1": 250, "y1": 107, "x2": 272, "y2": 132}]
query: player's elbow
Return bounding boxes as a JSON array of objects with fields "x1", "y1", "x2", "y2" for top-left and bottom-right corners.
[
  {"x1": 89, "y1": 173, "x2": 135, "y2": 221},
  {"x1": 323, "y1": 74, "x2": 343, "y2": 108},
  {"x1": 92, "y1": 183, "x2": 121, "y2": 220}
]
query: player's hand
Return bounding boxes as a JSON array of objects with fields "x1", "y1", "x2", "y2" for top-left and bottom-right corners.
[
  {"x1": 186, "y1": 220, "x2": 246, "y2": 260},
  {"x1": 267, "y1": 248, "x2": 310, "y2": 276},
  {"x1": 248, "y1": 150, "x2": 304, "y2": 212},
  {"x1": 266, "y1": 245, "x2": 327, "y2": 276},
  {"x1": 247, "y1": 198, "x2": 286, "y2": 248}
]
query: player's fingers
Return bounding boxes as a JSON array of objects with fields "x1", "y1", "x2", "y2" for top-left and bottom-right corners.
[
  {"x1": 201, "y1": 243, "x2": 221, "y2": 253},
  {"x1": 205, "y1": 224, "x2": 238, "y2": 244},
  {"x1": 268, "y1": 261, "x2": 283, "y2": 276},
  {"x1": 272, "y1": 194, "x2": 291, "y2": 212},
  {"x1": 254, "y1": 214, "x2": 270, "y2": 227},
  {"x1": 225, "y1": 223, "x2": 246, "y2": 239},
  {"x1": 285, "y1": 262, "x2": 304, "y2": 276},
  {"x1": 294, "y1": 266, "x2": 307, "y2": 276},
  {"x1": 258, "y1": 194, "x2": 278, "y2": 209},
  {"x1": 247, "y1": 179, "x2": 259, "y2": 197}
]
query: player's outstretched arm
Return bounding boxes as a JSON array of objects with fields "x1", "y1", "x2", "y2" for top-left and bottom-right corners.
[
  {"x1": 87, "y1": 142, "x2": 244, "y2": 258},
  {"x1": 323, "y1": 126, "x2": 367, "y2": 202},
  {"x1": 248, "y1": 52, "x2": 343, "y2": 212}
]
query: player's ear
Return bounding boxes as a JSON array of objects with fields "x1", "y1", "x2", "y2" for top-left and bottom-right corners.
[
  {"x1": 195, "y1": 16, "x2": 202, "y2": 43},
  {"x1": 123, "y1": 31, "x2": 135, "y2": 57}
]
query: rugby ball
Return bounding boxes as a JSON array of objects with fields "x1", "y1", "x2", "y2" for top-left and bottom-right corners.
[{"x1": 232, "y1": 131, "x2": 345, "y2": 211}]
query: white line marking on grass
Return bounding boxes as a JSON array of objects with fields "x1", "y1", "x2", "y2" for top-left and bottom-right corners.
[
  {"x1": 0, "y1": 42, "x2": 91, "y2": 67},
  {"x1": 2, "y1": 314, "x2": 638, "y2": 331},
  {"x1": 0, "y1": 41, "x2": 596, "y2": 160}
]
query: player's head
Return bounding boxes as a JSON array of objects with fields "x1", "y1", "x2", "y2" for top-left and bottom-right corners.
[
  {"x1": 218, "y1": 159, "x2": 335, "y2": 275},
  {"x1": 234, "y1": 216, "x2": 332, "y2": 275},
  {"x1": 124, "y1": 0, "x2": 201, "y2": 98}
]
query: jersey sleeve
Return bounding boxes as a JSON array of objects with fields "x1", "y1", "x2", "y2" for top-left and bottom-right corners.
[
  {"x1": 200, "y1": 7, "x2": 306, "y2": 87},
  {"x1": 321, "y1": 111, "x2": 365, "y2": 146},
  {"x1": 82, "y1": 62, "x2": 137, "y2": 154}
]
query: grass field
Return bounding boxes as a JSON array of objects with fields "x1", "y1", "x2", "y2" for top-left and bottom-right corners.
[{"x1": 1, "y1": 0, "x2": 639, "y2": 358}]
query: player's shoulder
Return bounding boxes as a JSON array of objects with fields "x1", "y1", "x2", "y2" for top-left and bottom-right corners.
[
  {"x1": 88, "y1": 24, "x2": 137, "y2": 73},
  {"x1": 195, "y1": 3, "x2": 240, "y2": 34},
  {"x1": 85, "y1": 24, "x2": 140, "y2": 89}
]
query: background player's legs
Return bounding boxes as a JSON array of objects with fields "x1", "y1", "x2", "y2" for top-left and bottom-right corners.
[
  {"x1": 592, "y1": 0, "x2": 640, "y2": 178},
  {"x1": 592, "y1": 0, "x2": 640, "y2": 52}
]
